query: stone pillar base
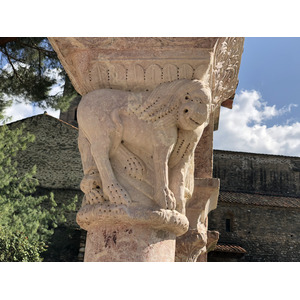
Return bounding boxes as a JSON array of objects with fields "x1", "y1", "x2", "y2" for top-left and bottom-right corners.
[
  {"x1": 84, "y1": 224, "x2": 176, "y2": 262},
  {"x1": 77, "y1": 205, "x2": 188, "y2": 262}
]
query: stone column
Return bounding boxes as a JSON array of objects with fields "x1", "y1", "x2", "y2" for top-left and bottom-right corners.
[
  {"x1": 48, "y1": 37, "x2": 244, "y2": 262},
  {"x1": 174, "y1": 37, "x2": 245, "y2": 262}
]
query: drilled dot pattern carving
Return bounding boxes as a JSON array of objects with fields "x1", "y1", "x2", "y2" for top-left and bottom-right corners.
[
  {"x1": 106, "y1": 182, "x2": 131, "y2": 205},
  {"x1": 181, "y1": 143, "x2": 191, "y2": 159},
  {"x1": 93, "y1": 63, "x2": 208, "y2": 92},
  {"x1": 126, "y1": 156, "x2": 144, "y2": 180},
  {"x1": 85, "y1": 188, "x2": 105, "y2": 205},
  {"x1": 177, "y1": 139, "x2": 185, "y2": 154}
]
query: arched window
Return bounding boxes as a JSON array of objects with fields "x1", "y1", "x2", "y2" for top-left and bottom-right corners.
[
  {"x1": 74, "y1": 107, "x2": 78, "y2": 122},
  {"x1": 225, "y1": 212, "x2": 234, "y2": 232},
  {"x1": 226, "y1": 218, "x2": 231, "y2": 232}
]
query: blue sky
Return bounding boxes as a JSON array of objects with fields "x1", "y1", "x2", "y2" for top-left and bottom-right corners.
[
  {"x1": 213, "y1": 37, "x2": 300, "y2": 156},
  {"x1": 3, "y1": 37, "x2": 300, "y2": 157},
  {"x1": 237, "y1": 37, "x2": 300, "y2": 126}
]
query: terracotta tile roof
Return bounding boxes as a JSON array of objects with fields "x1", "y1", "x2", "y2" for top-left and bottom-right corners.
[
  {"x1": 219, "y1": 191, "x2": 300, "y2": 209},
  {"x1": 213, "y1": 244, "x2": 247, "y2": 254}
]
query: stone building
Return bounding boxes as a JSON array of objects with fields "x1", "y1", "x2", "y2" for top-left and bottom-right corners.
[
  {"x1": 7, "y1": 113, "x2": 84, "y2": 261},
  {"x1": 7, "y1": 112, "x2": 300, "y2": 262},
  {"x1": 208, "y1": 150, "x2": 300, "y2": 262}
]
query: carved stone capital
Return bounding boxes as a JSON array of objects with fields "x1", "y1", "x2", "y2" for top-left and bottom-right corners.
[
  {"x1": 49, "y1": 37, "x2": 243, "y2": 261},
  {"x1": 175, "y1": 229, "x2": 206, "y2": 262},
  {"x1": 206, "y1": 230, "x2": 220, "y2": 253},
  {"x1": 76, "y1": 79, "x2": 213, "y2": 237}
]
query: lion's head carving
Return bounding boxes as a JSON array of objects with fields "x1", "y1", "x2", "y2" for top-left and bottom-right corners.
[{"x1": 129, "y1": 79, "x2": 211, "y2": 131}]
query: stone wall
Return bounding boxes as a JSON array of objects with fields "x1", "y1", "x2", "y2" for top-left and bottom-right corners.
[
  {"x1": 8, "y1": 114, "x2": 84, "y2": 261},
  {"x1": 208, "y1": 201, "x2": 300, "y2": 261},
  {"x1": 207, "y1": 150, "x2": 300, "y2": 262},
  {"x1": 212, "y1": 150, "x2": 300, "y2": 197},
  {"x1": 9, "y1": 113, "x2": 82, "y2": 190}
]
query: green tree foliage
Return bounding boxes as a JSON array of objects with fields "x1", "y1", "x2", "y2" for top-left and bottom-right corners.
[
  {"x1": 0, "y1": 230, "x2": 42, "y2": 262},
  {"x1": 0, "y1": 124, "x2": 78, "y2": 261},
  {"x1": 0, "y1": 37, "x2": 77, "y2": 115}
]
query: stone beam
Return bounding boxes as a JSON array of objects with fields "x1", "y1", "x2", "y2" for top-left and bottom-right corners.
[{"x1": 49, "y1": 37, "x2": 244, "y2": 262}]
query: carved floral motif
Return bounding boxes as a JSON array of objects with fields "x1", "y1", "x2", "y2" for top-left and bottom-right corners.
[{"x1": 211, "y1": 37, "x2": 245, "y2": 105}]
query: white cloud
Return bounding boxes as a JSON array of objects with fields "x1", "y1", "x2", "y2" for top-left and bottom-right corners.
[
  {"x1": 214, "y1": 90, "x2": 300, "y2": 156},
  {"x1": 3, "y1": 100, "x2": 60, "y2": 124},
  {"x1": 44, "y1": 67, "x2": 64, "y2": 97},
  {"x1": 1, "y1": 67, "x2": 62, "y2": 124}
]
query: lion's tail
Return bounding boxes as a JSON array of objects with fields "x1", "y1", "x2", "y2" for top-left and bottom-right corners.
[{"x1": 116, "y1": 144, "x2": 145, "y2": 181}]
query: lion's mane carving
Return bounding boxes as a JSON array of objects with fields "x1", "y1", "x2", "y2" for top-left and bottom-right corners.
[{"x1": 77, "y1": 79, "x2": 212, "y2": 215}]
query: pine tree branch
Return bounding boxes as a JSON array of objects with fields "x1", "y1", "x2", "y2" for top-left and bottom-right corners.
[
  {"x1": 38, "y1": 48, "x2": 42, "y2": 77},
  {"x1": 0, "y1": 48, "x2": 26, "y2": 65},
  {"x1": 30, "y1": 38, "x2": 43, "y2": 76},
  {"x1": 17, "y1": 41, "x2": 56, "y2": 58},
  {"x1": 3, "y1": 46, "x2": 24, "y2": 84}
]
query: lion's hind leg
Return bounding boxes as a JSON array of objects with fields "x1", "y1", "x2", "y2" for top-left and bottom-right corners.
[
  {"x1": 90, "y1": 137, "x2": 132, "y2": 206},
  {"x1": 78, "y1": 129, "x2": 106, "y2": 206}
]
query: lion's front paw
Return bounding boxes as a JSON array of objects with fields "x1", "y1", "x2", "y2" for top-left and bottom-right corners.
[
  {"x1": 86, "y1": 188, "x2": 105, "y2": 205},
  {"x1": 104, "y1": 182, "x2": 131, "y2": 206},
  {"x1": 80, "y1": 172, "x2": 101, "y2": 194},
  {"x1": 155, "y1": 187, "x2": 176, "y2": 210}
]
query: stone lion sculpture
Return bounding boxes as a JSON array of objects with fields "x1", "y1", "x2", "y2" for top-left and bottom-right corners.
[{"x1": 77, "y1": 79, "x2": 212, "y2": 214}]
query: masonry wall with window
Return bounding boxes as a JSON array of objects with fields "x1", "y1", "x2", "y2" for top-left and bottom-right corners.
[{"x1": 208, "y1": 150, "x2": 300, "y2": 262}]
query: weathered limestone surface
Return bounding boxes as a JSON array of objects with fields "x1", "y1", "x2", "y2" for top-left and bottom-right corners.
[
  {"x1": 49, "y1": 37, "x2": 244, "y2": 262},
  {"x1": 175, "y1": 178, "x2": 220, "y2": 261},
  {"x1": 49, "y1": 37, "x2": 217, "y2": 95},
  {"x1": 85, "y1": 224, "x2": 176, "y2": 262},
  {"x1": 75, "y1": 79, "x2": 211, "y2": 260}
]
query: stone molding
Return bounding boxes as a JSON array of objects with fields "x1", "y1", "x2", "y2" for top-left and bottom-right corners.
[
  {"x1": 48, "y1": 37, "x2": 244, "y2": 107},
  {"x1": 77, "y1": 206, "x2": 189, "y2": 237}
]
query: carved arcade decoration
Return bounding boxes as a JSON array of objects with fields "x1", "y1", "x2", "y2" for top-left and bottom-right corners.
[
  {"x1": 48, "y1": 37, "x2": 218, "y2": 95},
  {"x1": 48, "y1": 37, "x2": 244, "y2": 261}
]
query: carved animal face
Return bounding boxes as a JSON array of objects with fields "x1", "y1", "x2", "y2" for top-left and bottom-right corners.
[{"x1": 177, "y1": 88, "x2": 211, "y2": 130}]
